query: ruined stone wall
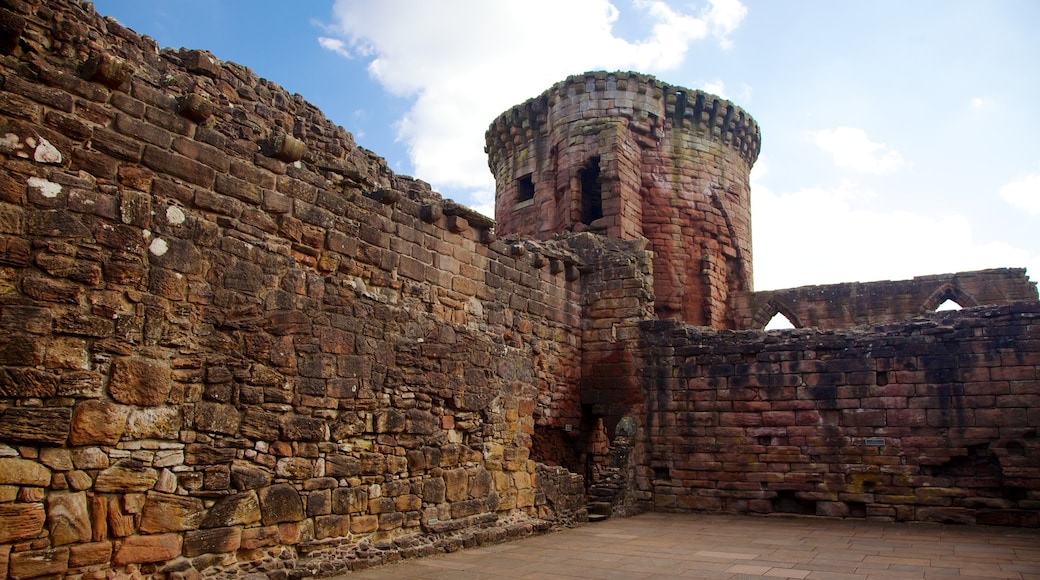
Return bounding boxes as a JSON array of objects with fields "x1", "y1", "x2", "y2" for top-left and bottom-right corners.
[
  {"x1": 637, "y1": 304, "x2": 1040, "y2": 526},
  {"x1": 486, "y1": 71, "x2": 761, "y2": 328},
  {"x1": 0, "y1": 1, "x2": 596, "y2": 577},
  {"x1": 734, "y1": 268, "x2": 1038, "y2": 330}
]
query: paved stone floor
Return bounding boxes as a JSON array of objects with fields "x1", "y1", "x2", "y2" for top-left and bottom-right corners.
[{"x1": 336, "y1": 513, "x2": 1040, "y2": 579}]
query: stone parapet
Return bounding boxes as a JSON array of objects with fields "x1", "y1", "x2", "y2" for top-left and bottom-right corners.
[{"x1": 635, "y1": 303, "x2": 1040, "y2": 526}]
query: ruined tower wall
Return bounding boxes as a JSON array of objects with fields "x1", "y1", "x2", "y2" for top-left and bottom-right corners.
[
  {"x1": 734, "y1": 268, "x2": 1039, "y2": 330},
  {"x1": 636, "y1": 304, "x2": 1040, "y2": 525},
  {"x1": 0, "y1": 2, "x2": 597, "y2": 576},
  {"x1": 487, "y1": 71, "x2": 761, "y2": 328}
]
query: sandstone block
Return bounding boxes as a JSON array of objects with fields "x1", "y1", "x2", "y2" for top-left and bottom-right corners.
[
  {"x1": 275, "y1": 457, "x2": 314, "y2": 480},
  {"x1": 445, "y1": 468, "x2": 469, "y2": 502},
  {"x1": 94, "y1": 460, "x2": 158, "y2": 493},
  {"x1": 378, "y1": 511, "x2": 404, "y2": 531},
  {"x1": 240, "y1": 408, "x2": 280, "y2": 440},
  {"x1": 183, "y1": 526, "x2": 242, "y2": 557},
  {"x1": 257, "y1": 483, "x2": 304, "y2": 526},
  {"x1": 450, "y1": 499, "x2": 484, "y2": 519},
  {"x1": 108, "y1": 356, "x2": 172, "y2": 406},
  {"x1": 306, "y1": 489, "x2": 331, "y2": 517},
  {"x1": 315, "y1": 514, "x2": 350, "y2": 540},
  {"x1": 201, "y1": 491, "x2": 261, "y2": 528},
  {"x1": 69, "y1": 400, "x2": 129, "y2": 445},
  {"x1": 72, "y1": 447, "x2": 109, "y2": 470},
  {"x1": 280, "y1": 414, "x2": 326, "y2": 441},
  {"x1": 0, "y1": 367, "x2": 58, "y2": 398},
  {"x1": 0, "y1": 406, "x2": 71, "y2": 445},
  {"x1": 0, "y1": 503, "x2": 46, "y2": 543},
  {"x1": 46, "y1": 491, "x2": 91, "y2": 545},
  {"x1": 325, "y1": 454, "x2": 362, "y2": 479},
  {"x1": 8, "y1": 548, "x2": 69, "y2": 579},
  {"x1": 240, "y1": 525, "x2": 280, "y2": 550},
  {"x1": 66, "y1": 470, "x2": 93, "y2": 491},
  {"x1": 194, "y1": 401, "x2": 242, "y2": 435},
  {"x1": 139, "y1": 492, "x2": 205, "y2": 533},
  {"x1": 421, "y1": 477, "x2": 446, "y2": 504},
  {"x1": 0, "y1": 458, "x2": 51, "y2": 485},
  {"x1": 113, "y1": 533, "x2": 182, "y2": 565},
  {"x1": 68, "y1": 541, "x2": 112, "y2": 567},
  {"x1": 231, "y1": 461, "x2": 272, "y2": 490},
  {"x1": 332, "y1": 486, "x2": 367, "y2": 515}
]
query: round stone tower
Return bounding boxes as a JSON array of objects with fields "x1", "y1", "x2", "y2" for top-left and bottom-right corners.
[{"x1": 486, "y1": 71, "x2": 761, "y2": 328}]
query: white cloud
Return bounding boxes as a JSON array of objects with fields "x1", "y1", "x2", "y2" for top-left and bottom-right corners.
[
  {"x1": 321, "y1": 0, "x2": 748, "y2": 212},
  {"x1": 702, "y1": 79, "x2": 727, "y2": 98},
  {"x1": 701, "y1": 0, "x2": 748, "y2": 49},
  {"x1": 750, "y1": 161, "x2": 1037, "y2": 290},
  {"x1": 317, "y1": 37, "x2": 352, "y2": 58},
  {"x1": 999, "y1": 173, "x2": 1040, "y2": 215},
  {"x1": 970, "y1": 97, "x2": 984, "y2": 108},
  {"x1": 812, "y1": 126, "x2": 905, "y2": 175}
]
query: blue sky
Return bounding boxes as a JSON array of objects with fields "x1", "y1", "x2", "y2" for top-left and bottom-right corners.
[{"x1": 91, "y1": 0, "x2": 1040, "y2": 292}]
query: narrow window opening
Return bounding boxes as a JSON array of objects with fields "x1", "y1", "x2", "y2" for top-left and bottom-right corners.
[
  {"x1": 764, "y1": 312, "x2": 795, "y2": 330},
  {"x1": 579, "y1": 156, "x2": 602, "y2": 225},
  {"x1": 517, "y1": 174, "x2": 534, "y2": 203},
  {"x1": 935, "y1": 299, "x2": 962, "y2": 312}
]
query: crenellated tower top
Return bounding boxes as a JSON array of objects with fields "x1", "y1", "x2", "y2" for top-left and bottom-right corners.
[{"x1": 486, "y1": 71, "x2": 761, "y2": 328}]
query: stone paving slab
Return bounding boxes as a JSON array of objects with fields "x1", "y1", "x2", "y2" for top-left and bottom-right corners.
[{"x1": 333, "y1": 513, "x2": 1040, "y2": 579}]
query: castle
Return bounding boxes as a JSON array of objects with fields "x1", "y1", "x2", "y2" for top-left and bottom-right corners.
[{"x1": 0, "y1": 1, "x2": 1037, "y2": 578}]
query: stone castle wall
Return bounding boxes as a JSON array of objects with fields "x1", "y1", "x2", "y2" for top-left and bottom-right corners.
[
  {"x1": 0, "y1": 1, "x2": 1038, "y2": 578},
  {"x1": 486, "y1": 71, "x2": 761, "y2": 328},
  {"x1": 736, "y1": 268, "x2": 1038, "y2": 330},
  {"x1": 636, "y1": 304, "x2": 1040, "y2": 525},
  {"x1": 0, "y1": 1, "x2": 601, "y2": 577}
]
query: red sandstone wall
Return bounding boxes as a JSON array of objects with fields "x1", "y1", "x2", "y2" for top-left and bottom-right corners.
[
  {"x1": 487, "y1": 72, "x2": 760, "y2": 328},
  {"x1": 636, "y1": 304, "x2": 1040, "y2": 525},
  {"x1": 0, "y1": 1, "x2": 592, "y2": 576},
  {"x1": 734, "y1": 268, "x2": 1038, "y2": 330}
]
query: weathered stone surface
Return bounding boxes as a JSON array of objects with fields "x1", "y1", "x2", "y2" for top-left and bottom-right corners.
[
  {"x1": 275, "y1": 457, "x2": 314, "y2": 480},
  {"x1": 124, "y1": 406, "x2": 182, "y2": 439},
  {"x1": 57, "y1": 370, "x2": 104, "y2": 398},
  {"x1": 113, "y1": 533, "x2": 182, "y2": 565},
  {"x1": 183, "y1": 525, "x2": 242, "y2": 556},
  {"x1": 0, "y1": 406, "x2": 71, "y2": 445},
  {"x1": 0, "y1": 367, "x2": 59, "y2": 397},
  {"x1": 94, "y1": 460, "x2": 158, "y2": 493},
  {"x1": 0, "y1": 4, "x2": 1036, "y2": 579},
  {"x1": 108, "y1": 356, "x2": 173, "y2": 406},
  {"x1": 0, "y1": 457, "x2": 51, "y2": 485},
  {"x1": 8, "y1": 548, "x2": 69, "y2": 579},
  {"x1": 194, "y1": 401, "x2": 242, "y2": 435},
  {"x1": 231, "y1": 461, "x2": 272, "y2": 490},
  {"x1": 139, "y1": 492, "x2": 205, "y2": 533},
  {"x1": 257, "y1": 483, "x2": 304, "y2": 526},
  {"x1": 39, "y1": 447, "x2": 73, "y2": 470},
  {"x1": 0, "y1": 503, "x2": 46, "y2": 543},
  {"x1": 69, "y1": 541, "x2": 113, "y2": 567},
  {"x1": 66, "y1": 470, "x2": 93, "y2": 491},
  {"x1": 72, "y1": 447, "x2": 109, "y2": 470},
  {"x1": 68, "y1": 400, "x2": 129, "y2": 445},
  {"x1": 201, "y1": 491, "x2": 261, "y2": 528},
  {"x1": 326, "y1": 454, "x2": 361, "y2": 478},
  {"x1": 46, "y1": 491, "x2": 91, "y2": 545},
  {"x1": 280, "y1": 414, "x2": 326, "y2": 441},
  {"x1": 314, "y1": 514, "x2": 350, "y2": 539},
  {"x1": 240, "y1": 408, "x2": 280, "y2": 440},
  {"x1": 107, "y1": 496, "x2": 135, "y2": 537}
]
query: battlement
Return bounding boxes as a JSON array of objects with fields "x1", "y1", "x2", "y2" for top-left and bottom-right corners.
[
  {"x1": 487, "y1": 71, "x2": 759, "y2": 326},
  {"x1": 486, "y1": 71, "x2": 761, "y2": 168}
]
